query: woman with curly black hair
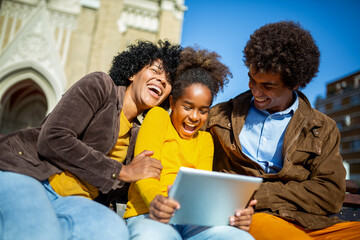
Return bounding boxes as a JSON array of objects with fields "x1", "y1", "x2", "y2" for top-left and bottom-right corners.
[
  {"x1": 0, "y1": 40, "x2": 181, "y2": 240},
  {"x1": 207, "y1": 21, "x2": 360, "y2": 239}
]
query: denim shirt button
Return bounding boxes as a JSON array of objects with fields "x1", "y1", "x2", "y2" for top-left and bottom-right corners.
[
  {"x1": 111, "y1": 173, "x2": 117, "y2": 179},
  {"x1": 230, "y1": 144, "x2": 236, "y2": 150}
]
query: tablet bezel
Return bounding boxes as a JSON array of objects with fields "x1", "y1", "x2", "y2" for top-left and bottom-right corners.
[{"x1": 168, "y1": 167, "x2": 263, "y2": 226}]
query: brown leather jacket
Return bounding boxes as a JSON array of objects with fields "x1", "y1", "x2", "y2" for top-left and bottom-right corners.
[
  {"x1": 0, "y1": 72, "x2": 139, "y2": 195},
  {"x1": 207, "y1": 90, "x2": 346, "y2": 230}
]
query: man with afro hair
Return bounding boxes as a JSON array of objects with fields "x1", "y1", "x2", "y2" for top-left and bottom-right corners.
[{"x1": 207, "y1": 21, "x2": 360, "y2": 239}]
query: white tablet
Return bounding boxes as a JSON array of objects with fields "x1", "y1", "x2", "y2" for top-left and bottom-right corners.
[{"x1": 168, "y1": 167, "x2": 262, "y2": 226}]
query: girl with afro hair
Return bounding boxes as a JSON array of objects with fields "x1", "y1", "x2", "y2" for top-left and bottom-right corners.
[{"x1": 124, "y1": 47, "x2": 255, "y2": 240}]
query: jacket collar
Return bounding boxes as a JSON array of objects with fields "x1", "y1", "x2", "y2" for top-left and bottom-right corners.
[
  {"x1": 117, "y1": 86, "x2": 126, "y2": 111},
  {"x1": 288, "y1": 91, "x2": 322, "y2": 136},
  {"x1": 229, "y1": 90, "x2": 322, "y2": 135},
  {"x1": 208, "y1": 90, "x2": 323, "y2": 154},
  {"x1": 231, "y1": 90, "x2": 252, "y2": 148}
]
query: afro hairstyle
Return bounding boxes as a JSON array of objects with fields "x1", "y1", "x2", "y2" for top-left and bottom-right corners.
[
  {"x1": 171, "y1": 46, "x2": 232, "y2": 105},
  {"x1": 109, "y1": 40, "x2": 182, "y2": 87},
  {"x1": 243, "y1": 21, "x2": 320, "y2": 89}
]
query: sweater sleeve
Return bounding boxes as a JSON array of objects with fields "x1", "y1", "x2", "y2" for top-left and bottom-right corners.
[{"x1": 134, "y1": 107, "x2": 169, "y2": 206}]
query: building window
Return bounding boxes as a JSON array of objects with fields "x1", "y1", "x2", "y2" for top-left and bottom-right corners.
[
  {"x1": 353, "y1": 116, "x2": 360, "y2": 125},
  {"x1": 326, "y1": 103, "x2": 333, "y2": 111},
  {"x1": 351, "y1": 140, "x2": 360, "y2": 151},
  {"x1": 333, "y1": 98, "x2": 342, "y2": 110},
  {"x1": 351, "y1": 94, "x2": 360, "y2": 105},
  {"x1": 342, "y1": 97, "x2": 350, "y2": 106},
  {"x1": 342, "y1": 141, "x2": 350, "y2": 150}
]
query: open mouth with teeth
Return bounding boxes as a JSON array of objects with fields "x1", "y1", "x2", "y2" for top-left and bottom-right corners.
[
  {"x1": 183, "y1": 122, "x2": 197, "y2": 134},
  {"x1": 147, "y1": 84, "x2": 162, "y2": 98},
  {"x1": 254, "y1": 97, "x2": 268, "y2": 102}
]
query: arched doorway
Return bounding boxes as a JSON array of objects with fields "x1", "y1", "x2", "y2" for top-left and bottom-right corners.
[{"x1": 0, "y1": 79, "x2": 47, "y2": 134}]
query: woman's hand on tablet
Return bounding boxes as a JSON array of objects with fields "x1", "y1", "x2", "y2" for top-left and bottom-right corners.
[
  {"x1": 229, "y1": 199, "x2": 257, "y2": 231},
  {"x1": 149, "y1": 194, "x2": 180, "y2": 223}
]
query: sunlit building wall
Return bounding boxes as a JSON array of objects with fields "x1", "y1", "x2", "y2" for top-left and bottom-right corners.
[{"x1": 0, "y1": 0, "x2": 186, "y2": 134}]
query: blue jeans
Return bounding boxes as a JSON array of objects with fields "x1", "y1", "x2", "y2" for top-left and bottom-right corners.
[
  {"x1": 126, "y1": 214, "x2": 254, "y2": 240},
  {"x1": 0, "y1": 170, "x2": 129, "y2": 240}
]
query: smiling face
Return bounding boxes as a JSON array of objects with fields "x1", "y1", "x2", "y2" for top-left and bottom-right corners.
[
  {"x1": 170, "y1": 84, "x2": 212, "y2": 140},
  {"x1": 129, "y1": 60, "x2": 172, "y2": 111},
  {"x1": 248, "y1": 66, "x2": 297, "y2": 114}
]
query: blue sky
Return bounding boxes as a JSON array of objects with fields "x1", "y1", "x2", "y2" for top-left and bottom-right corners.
[{"x1": 180, "y1": 0, "x2": 360, "y2": 107}]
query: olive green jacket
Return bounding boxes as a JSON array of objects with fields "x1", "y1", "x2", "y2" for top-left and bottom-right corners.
[{"x1": 207, "y1": 90, "x2": 345, "y2": 230}]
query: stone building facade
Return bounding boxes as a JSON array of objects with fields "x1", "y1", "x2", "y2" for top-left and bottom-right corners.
[{"x1": 0, "y1": 0, "x2": 186, "y2": 134}]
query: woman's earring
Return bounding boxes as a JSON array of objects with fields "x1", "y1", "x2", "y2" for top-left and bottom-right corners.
[{"x1": 129, "y1": 76, "x2": 134, "y2": 80}]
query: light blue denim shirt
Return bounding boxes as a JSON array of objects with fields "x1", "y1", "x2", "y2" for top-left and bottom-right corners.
[{"x1": 239, "y1": 92, "x2": 299, "y2": 173}]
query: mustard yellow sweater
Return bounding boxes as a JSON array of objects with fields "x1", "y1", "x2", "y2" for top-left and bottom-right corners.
[{"x1": 124, "y1": 107, "x2": 214, "y2": 218}]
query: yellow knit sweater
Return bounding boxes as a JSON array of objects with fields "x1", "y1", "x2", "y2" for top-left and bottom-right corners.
[{"x1": 124, "y1": 107, "x2": 214, "y2": 218}]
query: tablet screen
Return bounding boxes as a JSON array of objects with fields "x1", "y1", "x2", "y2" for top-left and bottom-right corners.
[{"x1": 168, "y1": 167, "x2": 262, "y2": 226}]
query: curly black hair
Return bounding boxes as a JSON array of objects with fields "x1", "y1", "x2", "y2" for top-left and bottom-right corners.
[
  {"x1": 171, "y1": 47, "x2": 232, "y2": 105},
  {"x1": 109, "y1": 40, "x2": 182, "y2": 86},
  {"x1": 243, "y1": 21, "x2": 320, "y2": 89}
]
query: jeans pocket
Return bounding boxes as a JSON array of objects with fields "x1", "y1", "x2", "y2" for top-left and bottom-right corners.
[{"x1": 41, "y1": 180, "x2": 60, "y2": 201}]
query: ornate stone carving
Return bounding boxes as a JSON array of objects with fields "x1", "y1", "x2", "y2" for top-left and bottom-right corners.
[
  {"x1": 0, "y1": 2, "x2": 66, "y2": 96},
  {"x1": 49, "y1": 9, "x2": 78, "y2": 30},
  {"x1": 19, "y1": 32, "x2": 50, "y2": 61},
  {"x1": 47, "y1": 0, "x2": 81, "y2": 15},
  {"x1": 160, "y1": 0, "x2": 187, "y2": 20},
  {"x1": 118, "y1": 0, "x2": 159, "y2": 33},
  {"x1": 1, "y1": 0, "x2": 79, "y2": 30},
  {"x1": 1, "y1": 0, "x2": 36, "y2": 19},
  {"x1": 117, "y1": 0, "x2": 186, "y2": 33}
]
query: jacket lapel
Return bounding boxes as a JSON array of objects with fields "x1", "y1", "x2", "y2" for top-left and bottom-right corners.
[{"x1": 231, "y1": 91, "x2": 252, "y2": 151}]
